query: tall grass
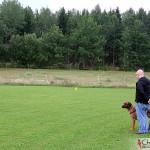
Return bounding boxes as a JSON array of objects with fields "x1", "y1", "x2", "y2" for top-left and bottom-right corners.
[
  {"x1": 0, "y1": 86, "x2": 149, "y2": 150},
  {"x1": 0, "y1": 68, "x2": 148, "y2": 87}
]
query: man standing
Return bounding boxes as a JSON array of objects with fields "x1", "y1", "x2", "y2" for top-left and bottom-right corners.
[{"x1": 135, "y1": 69, "x2": 150, "y2": 134}]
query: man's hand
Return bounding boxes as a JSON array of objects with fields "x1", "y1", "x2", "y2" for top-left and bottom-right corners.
[{"x1": 148, "y1": 99, "x2": 150, "y2": 104}]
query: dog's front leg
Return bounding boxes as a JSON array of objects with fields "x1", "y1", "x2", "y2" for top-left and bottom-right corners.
[{"x1": 131, "y1": 119, "x2": 136, "y2": 130}]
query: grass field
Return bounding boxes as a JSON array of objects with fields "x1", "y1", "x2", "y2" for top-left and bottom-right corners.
[{"x1": 1, "y1": 85, "x2": 150, "y2": 150}]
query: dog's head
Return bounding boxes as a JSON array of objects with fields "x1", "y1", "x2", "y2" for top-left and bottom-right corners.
[{"x1": 122, "y1": 102, "x2": 132, "y2": 109}]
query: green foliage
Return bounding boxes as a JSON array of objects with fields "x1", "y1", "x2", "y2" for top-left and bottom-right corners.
[
  {"x1": 23, "y1": 6, "x2": 36, "y2": 34},
  {"x1": 1, "y1": 1, "x2": 150, "y2": 70},
  {"x1": 57, "y1": 7, "x2": 68, "y2": 35},
  {"x1": 120, "y1": 10, "x2": 150, "y2": 70},
  {"x1": 70, "y1": 14, "x2": 106, "y2": 69},
  {"x1": 9, "y1": 33, "x2": 46, "y2": 68},
  {"x1": 35, "y1": 8, "x2": 56, "y2": 37},
  {"x1": 42, "y1": 25, "x2": 65, "y2": 67},
  {"x1": 0, "y1": 0, "x2": 25, "y2": 42}
]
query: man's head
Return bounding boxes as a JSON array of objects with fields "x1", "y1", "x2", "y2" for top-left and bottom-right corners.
[{"x1": 136, "y1": 69, "x2": 144, "y2": 79}]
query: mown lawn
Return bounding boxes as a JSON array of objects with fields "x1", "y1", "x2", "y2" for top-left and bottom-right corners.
[{"x1": 0, "y1": 86, "x2": 149, "y2": 150}]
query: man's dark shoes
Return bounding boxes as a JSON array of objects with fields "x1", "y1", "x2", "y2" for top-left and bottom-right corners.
[
  {"x1": 135, "y1": 131, "x2": 148, "y2": 134},
  {"x1": 136, "y1": 132, "x2": 144, "y2": 134}
]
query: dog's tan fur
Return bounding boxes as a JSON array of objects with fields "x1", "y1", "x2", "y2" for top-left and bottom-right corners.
[{"x1": 122, "y1": 102, "x2": 150, "y2": 130}]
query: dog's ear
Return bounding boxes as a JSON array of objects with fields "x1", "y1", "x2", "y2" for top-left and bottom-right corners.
[{"x1": 127, "y1": 102, "x2": 132, "y2": 107}]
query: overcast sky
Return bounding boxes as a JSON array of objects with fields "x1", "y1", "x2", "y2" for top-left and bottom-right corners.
[{"x1": 0, "y1": 0, "x2": 150, "y2": 13}]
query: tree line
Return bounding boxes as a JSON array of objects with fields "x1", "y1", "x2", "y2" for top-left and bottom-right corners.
[{"x1": 1, "y1": 0, "x2": 150, "y2": 70}]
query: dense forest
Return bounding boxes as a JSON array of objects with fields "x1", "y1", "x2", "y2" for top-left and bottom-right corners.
[{"x1": 1, "y1": 0, "x2": 150, "y2": 70}]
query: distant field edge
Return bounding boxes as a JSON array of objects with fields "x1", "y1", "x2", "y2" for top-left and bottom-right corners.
[
  {"x1": 0, "y1": 68, "x2": 141, "y2": 88},
  {"x1": 0, "y1": 84, "x2": 135, "y2": 89}
]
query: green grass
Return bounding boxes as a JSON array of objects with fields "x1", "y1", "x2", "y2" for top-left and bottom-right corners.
[{"x1": 0, "y1": 86, "x2": 149, "y2": 150}]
